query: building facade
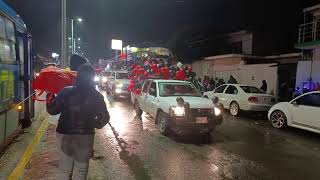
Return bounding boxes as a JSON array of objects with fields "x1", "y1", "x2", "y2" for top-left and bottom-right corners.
[{"x1": 295, "y1": 4, "x2": 320, "y2": 91}]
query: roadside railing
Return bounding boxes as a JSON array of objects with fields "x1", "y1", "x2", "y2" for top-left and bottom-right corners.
[{"x1": 298, "y1": 19, "x2": 320, "y2": 43}]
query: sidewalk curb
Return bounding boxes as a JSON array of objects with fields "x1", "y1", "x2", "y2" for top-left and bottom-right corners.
[{"x1": 7, "y1": 116, "x2": 49, "y2": 180}]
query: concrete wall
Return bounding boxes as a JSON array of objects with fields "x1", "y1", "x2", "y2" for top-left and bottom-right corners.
[
  {"x1": 296, "y1": 61, "x2": 320, "y2": 89},
  {"x1": 192, "y1": 57, "x2": 242, "y2": 80},
  {"x1": 191, "y1": 60, "x2": 210, "y2": 79},
  {"x1": 192, "y1": 59, "x2": 278, "y2": 94},
  {"x1": 313, "y1": 48, "x2": 320, "y2": 61},
  {"x1": 238, "y1": 64, "x2": 278, "y2": 94}
]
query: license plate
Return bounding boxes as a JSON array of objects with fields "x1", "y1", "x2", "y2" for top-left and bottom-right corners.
[{"x1": 196, "y1": 117, "x2": 208, "y2": 123}]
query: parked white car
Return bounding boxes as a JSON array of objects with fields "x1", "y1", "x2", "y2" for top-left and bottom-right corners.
[
  {"x1": 203, "y1": 84, "x2": 276, "y2": 116},
  {"x1": 131, "y1": 79, "x2": 223, "y2": 139},
  {"x1": 268, "y1": 91, "x2": 320, "y2": 134}
]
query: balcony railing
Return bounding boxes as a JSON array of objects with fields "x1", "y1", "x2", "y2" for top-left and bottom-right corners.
[{"x1": 298, "y1": 18, "x2": 320, "y2": 44}]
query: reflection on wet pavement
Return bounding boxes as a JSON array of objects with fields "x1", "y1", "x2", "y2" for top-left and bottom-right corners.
[
  {"x1": 97, "y1": 90, "x2": 320, "y2": 180},
  {"x1": 21, "y1": 90, "x2": 320, "y2": 180}
]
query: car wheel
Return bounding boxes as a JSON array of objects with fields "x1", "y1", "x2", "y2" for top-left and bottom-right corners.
[
  {"x1": 204, "y1": 95, "x2": 209, "y2": 99},
  {"x1": 158, "y1": 112, "x2": 170, "y2": 135},
  {"x1": 270, "y1": 110, "x2": 287, "y2": 129},
  {"x1": 229, "y1": 102, "x2": 240, "y2": 116},
  {"x1": 134, "y1": 101, "x2": 143, "y2": 116}
]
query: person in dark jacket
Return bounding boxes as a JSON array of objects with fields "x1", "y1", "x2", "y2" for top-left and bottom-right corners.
[
  {"x1": 227, "y1": 75, "x2": 238, "y2": 84},
  {"x1": 188, "y1": 72, "x2": 203, "y2": 92},
  {"x1": 279, "y1": 82, "x2": 290, "y2": 102},
  {"x1": 47, "y1": 63, "x2": 110, "y2": 180},
  {"x1": 70, "y1": 54, "x2": 88, "y2": 71},
  {"x1": 208, "y1": 78, "x2": 216, "y2": 91},
  {"x1": 260, "y1": 80, "x2": 268, "y2": 93},
  {"x1": 216, "y1": 78, "x2": 225, "y2": 87}
]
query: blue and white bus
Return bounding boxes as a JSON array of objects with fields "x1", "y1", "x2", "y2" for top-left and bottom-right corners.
[{"x1": 0, "y1": 0, "x2": 34, "y2": 144}]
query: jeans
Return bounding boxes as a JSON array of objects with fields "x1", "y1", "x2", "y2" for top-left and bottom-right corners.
[{"x1": 56, "y1": 133, "x2": 90, "y2": 180}]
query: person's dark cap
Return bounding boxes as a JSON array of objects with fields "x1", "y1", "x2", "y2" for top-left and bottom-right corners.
[{"x1": 70, "y1": 54, "x2": 88, "y2": 71}]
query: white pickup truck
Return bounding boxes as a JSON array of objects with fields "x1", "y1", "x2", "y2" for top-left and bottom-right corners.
[{"x1": 131, "y1": 79, "x2": 223, "y2": 139}]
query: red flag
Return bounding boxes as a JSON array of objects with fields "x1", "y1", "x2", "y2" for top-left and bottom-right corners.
[{"x1": 32, "y1": 66, "x2": 77, "y2": 101}]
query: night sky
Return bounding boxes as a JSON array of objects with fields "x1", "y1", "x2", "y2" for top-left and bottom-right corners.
[{"x1": 5, "y1": 0, "x2": 317, "y2": 60}]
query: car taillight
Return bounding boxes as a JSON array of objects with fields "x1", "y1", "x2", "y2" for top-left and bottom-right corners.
[{"x1": 248, "y1": 96, "x2": 258, "y2": 103}]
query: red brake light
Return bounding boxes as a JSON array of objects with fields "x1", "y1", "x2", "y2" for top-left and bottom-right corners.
[{"x1": 248, "y1": 96, "x2": 258, "y2": 103}]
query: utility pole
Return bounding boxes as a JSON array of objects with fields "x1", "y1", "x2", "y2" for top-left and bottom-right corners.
[
  {"x1": 61, "y1": 0, "x2": 67, "y2": 68},
  {"x1": 71, "y1": 19, "x2": 74, "y2": 54}
]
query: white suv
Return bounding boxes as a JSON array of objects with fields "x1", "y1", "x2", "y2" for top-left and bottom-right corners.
[{"x1": 131, "y1": 79, "x2": 223, "y2": 140}]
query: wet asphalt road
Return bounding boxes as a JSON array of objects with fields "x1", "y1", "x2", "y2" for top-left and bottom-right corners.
[{"x1": 89, "y1": 91, "x2": 320, "y2": 180}]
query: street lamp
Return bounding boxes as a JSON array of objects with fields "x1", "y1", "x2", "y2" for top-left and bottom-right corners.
[
  {"x1": 52, "y1": 53, "x2": 59, "y2": 58},
  {"x1": 61, "y1": 0, "x2": 67, "y2": 68},
  {"x1": 52, "y1": 53, "x2": 60, "y2": 65},
  {"x1": 71, "y1": 18, "x2": 83, "y2": 54}
]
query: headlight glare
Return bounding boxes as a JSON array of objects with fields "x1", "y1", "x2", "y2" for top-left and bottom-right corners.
[
  {"x1": 170, "y1": 106, "x2": 185, "y2": 116},
  {"x1": 115, "y1": 89, "x2": 122, "y2": 94},
  {"x1": 94, "y1": 76, "x2": 100, "y2": 82},
  {"x1": 214, "y1": 107, "x2": 221, "y2": 116},
  {"x1": 102, "y1": 77, "x2": 107, "y2": 82}
]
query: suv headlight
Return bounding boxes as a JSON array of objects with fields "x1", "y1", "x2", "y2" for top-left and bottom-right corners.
[
  {"x1": 169, "y1": 106, "x2": 185, "y2": 116},
  {"x1": 210, "y1": 107, "x2": 221, "y2": 116},
  {"x1": 214, "y1": 107, "x2": 221, "y2": 116},
  {"x1": 115, "y1": 89, "x2": 122, "y2": 94}
]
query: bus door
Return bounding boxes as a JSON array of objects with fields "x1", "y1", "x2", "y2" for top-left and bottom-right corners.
[
  {"x1": 17, "y1": 35, "x2": 25, "y2": 120},
  {"x1": 26, "y1": 35, "x2": 34, "y2": 118},
  {"x1": 17, "y1": 33, "x2": 34, "y2": 122}
]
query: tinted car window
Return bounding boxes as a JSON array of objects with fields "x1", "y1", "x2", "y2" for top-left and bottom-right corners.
[
  {"x1": 159, "y1": 82, "x2": 201, "y2": 97},
  {"x1": 225, "y1": 85, "x2": 238, "y2": 94},
  {"x1": 149, "y1": 82, "x2": 157, "y2": 96},
  {"x1": 296, "y1": 93, "x2": 320, "y2": 107},
  {"x1": 143, "y1": 80, "x2": 151, "y2": 93},
  {"x1": 240, "y1": 86, "x2": 265, "y2": 94},
  {"x1": 215, "y1": 85, "x2": 227, "y2": 93}
]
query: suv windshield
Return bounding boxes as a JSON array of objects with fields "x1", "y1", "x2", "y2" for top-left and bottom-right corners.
[
  {"x1": 116, "y1": 73, "x2": 129, "y2": 79},
  {"x1": 159, "y1": 82, "x2": 201, "y2": 97},
  {"x1": 240, "y1": 86, "x2": 265, "y2": 94}
]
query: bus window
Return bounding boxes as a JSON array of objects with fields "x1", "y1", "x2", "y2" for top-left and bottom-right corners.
[
  {"x1": 0, "y1": 16, "x2": 6, "y2": 38},
  {"x1": 5, "y1": 18, "x2": 16, "y2": 62},
  {"x1": 5, "y1": 18, "x2": 15, "y2": 42},
  {"x1": 0, "y1": 69, "x2": 14, "y2": 102},
  {"x1": 5, "y1": 41, "x2": 16, "y2": 61},
  {"x1": 0, "y1": 17, "x2": 16, "y2": 62}
]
